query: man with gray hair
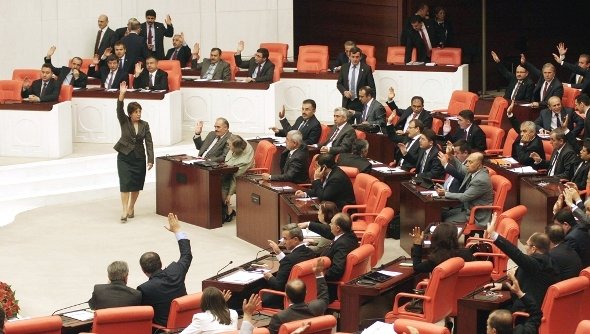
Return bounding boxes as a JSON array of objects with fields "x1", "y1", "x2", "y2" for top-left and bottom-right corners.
[
  {"x1": 506, "y1": 101, "x2": 546, "y2": 166},
  {"x1": 337, "y1": 138, "x2": 371, "y2": 173},
  {"x1": 522, "y1": 54, "x2": 563, "y2": 108},
  {"x1": 193, "y1": 118, "x2": 232, "y2": 162},
  {"x1": 262, "y1": 130, "x2": 309, "y2": 183},
  {"x1": 530, "y1": 127, "x2": 578, "y2": 178},
  {"x1": 319, "y1": 107, "x2": 356, "y2": 154},
  {"x1": 120, "y1": 18, "x2": 149, "y2": 74},
  {"x1": 88, "y1": 260, "x2": 142, "y2": 310}
]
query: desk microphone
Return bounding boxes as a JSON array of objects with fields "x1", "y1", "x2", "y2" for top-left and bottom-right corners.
[
  {"x1": 255, "y1": 246, "x2": 273, "y2": 261},
  {"x1": 216, "y1": 260, "x2": 233, "y2": 275},
  {"x1": 51, "y1": 301, "x2": 89, "y2": 315}
]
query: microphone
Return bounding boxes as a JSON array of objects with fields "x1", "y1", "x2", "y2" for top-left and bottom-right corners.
[
  {"x1": 51, "y1": 301, "x2": 89, "y2": 315},
  {"x1": 255, "y1": 246, "x2": 273, "y2": 262},
  {"x1": 217, "y1": 260, "x2": 233, "y2": 275}
]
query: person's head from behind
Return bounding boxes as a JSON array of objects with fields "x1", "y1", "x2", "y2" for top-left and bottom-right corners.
[
  {"x1": 452, "y1": 139, "x2": 471, "y2": 162},
  {"x1": 525, "y1": 232, "x2": 550, "y2": 255},
  {"x1": 107, "y1": 260, "x2": 130, "y2": 283},
  {"x1": 316, "y1": 153, "x2": 336, "y2": 172},
  {"x1": 410, "y1": 15, "x2": 423, "y2": 31},
  {"x1": 140, "y1": 251, "x2": 162, "y2": 277},
  {"x1": 330, "y1": 212, "x2": 352, "y2": 236},
  {"x1": 351, "y1": 139, "x2": 369, "y2": 158},
  {"x1": 128, "y1": 18, "x2": 141, "y2": 32},
  {"x1": 228, "y1": 134, "x2": 247, "y2": 156},
  {"x1": 286, "y1": 279, "x2": 306, "y2": 304},
  {"x1": 201, "y1": 287, "x2": 232, "y2": 325},
  {"x1": 553, "y1": 209, "x2": 576, "y2": 234},
  {"x1": 318, "y1": 201, "x2": 338, "y2": 224},
  {"x1": 487, "y1": 309, "x2": 512, "y2": 334},
  {"x1": 545, "y1": 223, "x2": 566, "y2": 246}
]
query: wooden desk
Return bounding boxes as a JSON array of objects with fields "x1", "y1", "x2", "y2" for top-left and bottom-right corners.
[
  {"x1": 279, "y1": 194, "x2": 319, "y2": 227},
  {"x1": 370, "y1": 164, "x2": 413, "y2": 212},
  {"x1": 457, "y1": 288, "x2": 511, "y2": 334},
  {"x1": 236, "y1": 176, "x2": 299, "y2": 248},
  {"x1": 399, "y1": 182, "x2": 460, "y2": 254},
  {"x1": 363, "y1": 132, "x2": 396, "y2": 164},
  {"x1": 485, "y1": 160, "x2": 540, "y2": 210},
  {"x1": 248, "y1": 138, "x2": 321, "y2": 176},
  {"x1": 519, "y1": 176, "x2": 562, "y2": 241},
  {"x1": 511, "y1": 104, "x2": 538, "y2": 123},
  {"x1": 155, "y1": 155, "x2": 238, "y2": 229},
  {"x1": 340, "y1": 257, "x2": 418, "y2": 333},
  {"x1": 60, "y1": 315, "x2": 92, "y2": 334}
]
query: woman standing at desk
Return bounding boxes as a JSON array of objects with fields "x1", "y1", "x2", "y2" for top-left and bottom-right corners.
[
  {"x1": 114, "y1": 82, "x2": 153, "y2": 222},
  {"x1": 222, "y1": 135, "x2": 254, "y2": 222}
]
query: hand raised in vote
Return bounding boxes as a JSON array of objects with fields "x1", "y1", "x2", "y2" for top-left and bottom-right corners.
[
  {"x1": 445, "y1": 140, "x2": 454, "y2": 154},
  {"x1": 553, "y1": 194, "x2": 565, "y2": 214},
  {"x1": 397, "y1": 142, "x2": 408, "y2": 155},
  {"x1": 313, "y1": 257, "x2": 325, "y2": 276},
  {"x1": 388, "y1": 86, "x2": 396, "y2": 100},
  {"x1": 165, "y1": 14, "x2": 172, "y2": 26},
  {"x1": 560, "y1": 114, "x2": 569, "y2": 130},
  {"x1": 269, "y1": 126, "x2": 279, "y2": 133},
  {"x1": 278, "y1": 105, "x2": 286, "y2": 119},
  {"x1": 556, "y1": 42, "x2": 568, "y2": 56},
  {"x1": 119, "y1": 81, "x2": 127, "y2": 93},
  {"x1": 237, "y1": 40, "x2": 245, "y2": 53},
  {"x1": 242, "y1": 294, "x2": 261, "y2": 319},
  {"x1": 222, "y1": 289, "x2": 232, "y2": 302},
  {"x1": 485, "y1": 212, "x2": 498, "y2": 237},
  {"x1": 194, "y1": 120, "x2": 204, "y2": 135},
  {"x1": 437, "y1": 151, "x2": 448, "y2": 166},
  {"x1": 103, "y1": 47, "x2": 112, "y2": 58},
  {"x1": 47, "y1": 45, "x2": 56, "y2": 58},
  {"x1": 387, "y1": 112, "x2": 397, "y2": 125},
  {"x1": 552, "y1": 53, "x2": 562, "y2": 63},
  {"x1": 135, "y1": 62, "x2": 143, "y2": 74},
  {"x1": 490, "y1": 50, "x2": 500, "y2": 63},
  {"x1": 165, "y1": 213, "x2": 181, "y2": 233},
  {"x1": 410, "y1": 226, "x2": 424, "y2": 245},
  {"x1": 267, "y1": 239, "x2": 281, "y2": 254}
]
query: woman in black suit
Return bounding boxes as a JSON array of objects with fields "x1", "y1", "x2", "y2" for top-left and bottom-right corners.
[{"x1": 115, "y1": 82, "x2": 154, "y2": 222}]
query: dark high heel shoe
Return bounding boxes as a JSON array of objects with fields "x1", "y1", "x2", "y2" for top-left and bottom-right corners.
[
  {"x1": 120, "y1": 215, "x2": 128, "y2": 223},
  {"x1": 127, "y1": 211, "x2": 135, "y2": 218},
  {"x1": 225, "y1": 210, "x2": 236, "y2": 222}
]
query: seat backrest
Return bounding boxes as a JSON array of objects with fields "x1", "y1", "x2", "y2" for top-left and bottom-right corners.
[
  {"x1": 562, "y1": 85, "x2": 581, "y2": 109},
  {"x1": 450, "y1": 261, "x2": 493, "y2": 316},
  {"x1": 278, "y1": 315, "x2": 337, "y2": 334},
  {"x1": 542, "y1": 140, "x2": 553, "y2": 161},
  {"x1": 363, "y1": 181, "x2": 392, "y2": 218},
  {"x1": 297, "y1": 45, "x2": 329, "y2": 73},
  {"x1": 490, "y1": 174, "x2": 511, "y2": 209},
  {"x1": 432, "y1": 117, "x2": 443, "y2": 133},
  {"x1": 365, "y1": 57, "x2": 376, "y2": 72},
  {"x1": 254, "y1": 140, "x2": 277, "y2": 171},
  {"x1": 339, "y1": 166, "x2": 359, "y2": 185},
  {"x1": 355, "y1": 129, "x2": 367, "y2": 140},
  {"x1": 480, "y1": 125, "x2": 505, "y2": 151},
  {"x1": 372, "y1": 207, "x2": 395, "y2": 267},
  {"x1": 497, "y1": 205, "x2": 527, "y2": 230},
  {"x1": 447, "y1": 90, "x2": 479, "y2": 116},
  {"x1": 309, "y1": 154, "x2": 319, "y2": 182},
  {"x1": 576, "y1": 320, "x2": 590, "y2": 334},
  {"x1": 80, "y1": 58, "x2": 95, "y2": 77},
  {"x1": 58, "y1": 84, "x2": 73, "y2": 102},
  {"x1": 336, "y1": 244, "x2": 374, "y2": 300},
  {"x1": 288, "y1": 257, "x2": 332, "y2": 305},
  {"x1": 4, "y1": 315, "x2": 62, "y2": 334},
  {"x1": 268, "y1": 51, "x2": 283, "y2": 82},
  {"x1": 352, "y1": 173, "x2": 379, "y2": 206},
  {"x1": 501, "y1": 129, "x2": 519, "y2": 157},
  {"x1": 166, "y1": 292, "x2": 203, "y2": 329},
  {"x1": 539, "y1": 276, "x2": 590, "y2": 334},
  {"x1": 393, "y1": 318, "x2": 451, "y2": 334},
  {"x1": 158, "y1": 60, "x2": 181, "y2": 91},
  {"x1": 387, "y1": 46, "x2": 416, "y2": 64},
  {"x1": 12, "y1": 69, "x2": 41, "y2": 82},
  {"x1": 260, "y1": 42, "x2": 289, "y2": 64},
  {"x1": 360, "y1": 222, "x2": 380, "y2": 249},
  {"x1": 356, "y1": 44, "x2": 375, "y2": 58},
  {"x1": 431, "y1": 47, "x2": 462, "y2": 66},
  {"x1": 319, "y1": 124, "x2": 330, "y2": 143},
  {"x1": 496, "y1": 217, "x2": 520, "y2": 245},
  {"x1": 224, "y1": 329, "x2": 270, "y2": 334},
  {"x1": 92, "y1": 305, "x2": 154, "y2": 334},
  {"x1": 487, "y1": 96, "x2": 509, "y2": 126},
  {"x1": 0, "y1": 80, "x2": 23, "y2": 102},
  {"x1": 422, "y1": 257, "x2": 465, "y2": 322},
  {"x1": 220, "y1": 51, "x2": 238, "y2": 80}
]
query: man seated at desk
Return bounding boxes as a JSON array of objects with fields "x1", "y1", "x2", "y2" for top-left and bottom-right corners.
[
  {"x1": 190, "y1": 44, "x2": 231, "y2": 81},
  {"x1": 133, "y1": 56, "x2": 169, "y2": 90},
  {"x1": 263, "y1": 223, "x2": 316, "y2": 308},
  {"x1": 234, "y1": 40, "x2": 275, "y2": 83},
  {"x1": 43, "y1": 45, "x2": 88, "y2": 88},
  {"x1": 354, "y1": 86, "x2": 385, "y2": 128},
  {"x1": 438, "y1": 139, "x2": 470, "y2": 192},
  {"x1": 386, "y1": 87, "x2": 433, "y2": 136},
  {"x1": 533, "y1": 96, "x2": 583, "y2": 145},
  {"x1": 491, "y1": 50, "x2": 534, "y2": 101},
  {"x1": 506, "y1": 101, "x2": 546, "y2": 166},
  {"x1": 262, "y1": 130, "x2": 309, "y2": 184},
  {"x1": 569, "y1": 141, "x2": 590, "y2": 189},
  {"x1": 575, "y1": 94, "x2": 590, "y2": 140},
  {"x1": 88, "y1": 54, "x2": 129, "y2": 89},
  {"x1": 440, "y1": 110, "x2": 487, "y2": 153},
  {"x1": 389, "y1": 119, "x2": 423, "y2": 170},
  {"x1": 319, "y1": 107, "x2": 356, "y2": 155},
  {"x1": 165, "y1": 34, "x2": 191, "y2": 66},
  {"x1": 530, "y1": 128, "x2": 578, "y2": 179},
  {"x1": 415, "y1": 129, "x2": 445, "y2": 179},
  {"x1": 271, "y1": 100, "x2": 321, "y2": 145},
  {"x1": 21, "y1": 64, "x2": 61, "y2": 102},
  {"x1": 88, "y1": 261, "x2": 142, "y2": 310},
  {"x1": 337, "y1": 139, "x2": 371, "y2": 173},
  {"x1": 193, "y1": 118, "x2": 232, "y2": 163},
  {"x1": 522, "y1": 54, "x2": 563, "y2": 109}
]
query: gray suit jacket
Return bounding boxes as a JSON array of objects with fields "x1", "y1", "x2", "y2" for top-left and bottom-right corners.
[
  {"x1": 357, "y1": 99, "x2": 386, "y2": 127},
  {"x1": 191, "y1": 58, "x2": 231, "y2": 81},
  {"x1": 320, "y1": 123, "x2": 356, "y2": 154},
  {"x1": 89, "y1": 281, "x2": 142, "y2": 310},
  {"x1": 193, "y1": 131, "x2": 232, "y2": 162}
]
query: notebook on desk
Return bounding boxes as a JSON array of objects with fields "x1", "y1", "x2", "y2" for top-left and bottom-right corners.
[{"x1": 364, "y1": 271, "x2": 392, "y2": 283}]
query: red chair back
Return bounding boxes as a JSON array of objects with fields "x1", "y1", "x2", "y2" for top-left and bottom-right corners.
[
  {"x1": 319, "y1": 124, "x2": 330, "y2": 143},
  {"x1": 538, "y1": 276, "x2": 590, "y2": 334},
  {"x1": 355, "y1": 129, "x2": 367, "y2": 140},
  {"x1": 431, "y1": 48, "x2": 462, "y2": 66},
  {"x1": 394, "y1": 319, "x2": 450, "y2": 334},
  {"x1": 260, "y1": 42, "x2": 288, "y2": 64},
  {"x1": 357, "y1": 44, "x2": 376, "y2": 71},
  {"x1": 79, "y1": 58, "x2": 95, "y2": 77},
  {"x1": 309, "y1": 154, "x2": 319, "y2": 182},
  {"x1": 333, "y1": 244, "x2": 374, "y2": 302},
  {"x1": 450, "y1": 261, "x2": 493, "y2": 316},
  {"x1": 92, "y1": 306, "x2": 154, "y2": 334},
  {"x1": 220, "y1": 51, "x2": 238, "y2": 80},
  {"x1": 297, "y1": 45, "x2": 329, "y2": 73},
  {"x1": 491, "y1": 174, "x2": 511, "y2": 210},
  {"x1": 364, "y1": 181, "x2": 392, "y2": 217},
  {"x1": 562, "y1": 85, "x2": 581, "y2": 109},
  {"x1": 484, "y1": 96, "x2": 509, "y2": 127},
  {"x1": 0, "y1": 80, "x2": 23, "y2": 102},
  {"x1": 543, "y1": 140, "x2": 553, "y2": 161},
  {"x1": 373, "y1": 207, "x2": 395, "y2": 266},
  {"x1": 58, "y1": 84, "x2": 73, "y2": 102},
  {"x1": 432, "y1": 118, "x2": 443, "y2": 134},
  {"x1": 352, "y1": 173, "x2": 379, "y2": 206},
  {"x1": 278, "y1": 315, "x2": 337, "y2": 334},
  {"x1": 4, "y1": 316, "x2": 62, "y2": 334},
  {"x1": 268, "y1": 51, "x2": 283, "y2": 82},
  {"x1": 339, "y1": 166, "x2": 359, "y2": 185},
  {"x1": 497, "y1": 205, "x2": 527, "y2": 230},
  {"x1": 360, "y1": 222, "x2": 380, "y2": 250},
  {"x1": 164, "y1": 292, "x2": 203, "y2": 330},
  {"x1": 252, "y1": 140, "x2": 277, "y2": 173},
  {"x1": 501, "y1": 129, "x2": 519, "y2": 157},
  {"x1": 387, "y1": 46, "x2": 416, "y2": 64},
  {"x1": 158, "y1": 60, "x2": 181, "y2": 91},
  {"x1": 446, "y1": 90, "x2": 479, "y2": 116},
  {"x1": 12, "y1": 69, "x2": 41, "y2": 82},
  {"x1": 480, "y1": 125, "x2": 505, "y2": 153}
]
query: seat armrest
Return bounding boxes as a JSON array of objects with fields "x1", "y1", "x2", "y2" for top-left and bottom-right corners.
[
  {"x1": 343, "y1": 204, "x2": 367, "y2": 214},
  {"x1": 247, "y1": 167, "x2": 269, "y2": 174},
  {"x1": 351, "y1": 212, "x2": 380, "y2": 220}
]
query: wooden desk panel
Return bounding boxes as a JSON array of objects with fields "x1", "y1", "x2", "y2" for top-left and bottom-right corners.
[
  {"x1": 457, "y1": 288, "x2": 511, "y2": 334},
  {"x1": 60, "y1": 315, "x2": 93, "y2": 334},
  {"x1": 370, "y1": 166, "x2": 413, "y2": 212},
  {"x1": 363, "y1": 132, "x2": 396, "y2": 164},
  {"x1": 155, "y1": 155, "x2": 238, "y2": 229},
  {"x1": 279, "y1": 194, "x2": 319, "y2": 227},
  {"x1": 519, "y1": 177, "x2": 562, "y2": 241},
  {"x1": 485, "y1": 160, "x2": 540, "y2": 210}
]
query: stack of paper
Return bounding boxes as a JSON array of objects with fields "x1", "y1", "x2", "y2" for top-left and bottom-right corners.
[
  {"x1": 218, "y1": 270, "x2": 264, "y2": 284},
  {"x1": 63, "y1": 310, "x2": 94, "y2": 321},
  {"x1": 508, "y1": 166, "x2": 537, "y2": 174}
]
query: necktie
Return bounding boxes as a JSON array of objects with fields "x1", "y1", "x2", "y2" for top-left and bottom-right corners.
[
  {"x1": 148, "y1": 24, "x2": 153, "y2": 46},
  {"x1": 419, "y1": 150, "x2": 428, "y2": 173},
  {"x1": 297, "y1": 120, "x2": 307, "y2": 130},
  {"x1": 555, "y1": 114, "x2": 561, "y2": 128},
  {"x1": 542, "y1": 81, "x2": 549, "y2": 101},
  {"x1": 464, "y1": 129, "x2": 469, "y2": 140},
  {"x1": 511, "y1": 81, "x2": 522, "y2": 101},
  {"x1": 350, "y1": 65, "x2": 357, "y2": 99},
  {"x1": 171, "y1": 49, "x2": 179, "y2": 60},
  {"x1": 578, "y1": 76, "x2": 584, "y2": 85},
  {"x1": 420, "y1": 29, "x2": 431, "y2": 56},
  {"x1": 107, "y1": 71, "x2": 114, "y2": 89},
  {"x1": 149, "y1": 73, "x2": 154, "y2": 88},
  {"x1": 362, "y1": 104, "x2": 368, "y2": 121},
  {"x1": 119, "y1": 58, "x2": 123, "y2": 70},
  {"x1": 327, "y1": 127, "x2": 340, "y2": 143},
  {"x1": 574, "y1": 161, "x2": 585, "y2": 178},
  {"x1": 255, "y1": 64, "x2": 262, "y2": 78},
  {"x1": 94, "y1": 29, "x2": 102, "y2": 54},
  {"x1": 460, "y1": 174, "x2": 472, "y2": 191},
  {"x1": 64, "y1": 71, "x2": 73, "y2": 85},
  {"x1": 549, "y1": 151, "x2": 560, "y2": 176},
  {"x1": 40, "y1": 82, "x2": 47, "y2": 97}
]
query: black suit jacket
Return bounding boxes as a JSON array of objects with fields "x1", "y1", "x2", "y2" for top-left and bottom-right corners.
[
  {"x1": 137, "y1": 238, "x2": 193, "y2": 326},
  {"x1": 337, "y1": 153, "x2": 372, "y2": 173},
  {"x1": 44, "y1": 57, "x2": 88, "y2": 88},
  {"x1": 584, "y1": 108, "x2": 590, "y2": 140},
  {"x1": 277, "y1": 115, "x2": 322, "y2": 145},
  {"x1": 534, "y1": 143, "x2": 578, "y2": 179},
  {"x1": 336, "y1": 62, "x2": 375, "y2": 108},
  {"x1": 562, "y1": 60, "x2": 590, "y2": 93},
  {"x1": 96, "y1": 27, "x2": 118, "y2": 56},
  {"x1": 165, "y1": 45, "x2": 192, "y2": 66},
  {"x1": 121, "y1": 33, "x2": 149, "y2": 74},
  {"x1": 513, "y1": 293, "x2": 543, "y2": 334},
  {"x1": 549, "y1": 242, "x2": 582, "y2": 281},
  {"x1": 508, "y1": 115, "x2": 546, "y2": 166},
  {"x1": 391, "y1": 135, "x2": 421, "y2": 170},
  {"x1": 305, "y1": 166, "x2": 355, "y2": 210},
  {"x1": 271, "y1": 146, "x2": 309, "y2": 184},
  {"x1": 404, "y1": 27, "x2": 435, "y2": 63},
  {"x1": 446, "y1": 124, "x2": 487, "y2": 152},
  {"x1": 267, "y1": 245, "x2": 316, "y2": 291},
  {"x1": 193, "y1": 131, "x2": 232, "y2": 162},
  {"x1": 415, "y1": 147, "x2": 445, "y2": 179},
  {"x1": 333, "y1": 51, "x2": 366, "y2": 71},
  {"x1": 444, "y1": 160, "x2": 466, "y2": 192},
  {"x1": 565, "y1": 223, "x2": 590, "y2": 267},
  {"x1": 495, "y1": 62, "x2": 534, "y2": 101},
  {"x1": 113, "y1": 101, "x2": 154, "y2": 163},
  {"x1": 133, "y1": 69, "x2": 169, "y2": 90},
  {"x1": 234, "y1": 56, "x2": 275, "y2": 83},
  {"x1": 88, "y1": 65, "x2": 129, "y2": 89},
  {"x1": 88, "y1": 281, "x2": 142, "y2": 310},
  {"x1": 570, "y1": 161, "x2": 590, "y2": 189},
  {"x1": 115, "y1": 26, "x2": 128, "y2": 41},
  {"x1": 21, "y1": 79, "x2": 61, "y2": 102},
  {"x1": 387, "y1": 100, "x2": 434, "y2": 131},
  {"x1": 320, "y1": 124, "x2": 356, "y2": 155},
  {"x1": 534, "y1": 107, "x2": 584, "y2": 138},
  {"x1": 525, "y1": 62, "x2": 564, "y2": 108},
  {"x1": 140, "y1": 21, "x2": 174, "y2": 60}
]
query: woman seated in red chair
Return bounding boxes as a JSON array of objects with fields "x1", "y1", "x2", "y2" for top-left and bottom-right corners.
[{"x1": 180, "y1": 287, "x2": 237, "y2": 334}]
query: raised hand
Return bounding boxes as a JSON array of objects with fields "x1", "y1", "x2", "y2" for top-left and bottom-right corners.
[
  {"x1": 438, "y1": 150, "x2": 448, "y2": 166},
  {"x1": 134, "y1": 62, "x2": 143, "y2": 74},
  {"x1": 267, "y1": 239, "x2": 281, "y2": 254},
  {"x1": 397, "y1": 142, "x2": 408, "y2": 155},
  {"x1": 104, "y1": 47, "x2": 112, "y2": 57},
  {"x1": 490, "y1": 50, "x2": 500, "y2": 63},
  {"x1": 165, "y1": 213, "x2": 180, "y2": 233},
  {"x1": 92, "y1": 54, "x2": 100, "y2": 65},
  {"x1": 557, "y1": 42, "x2": 568, "y2": 56},
  {"x1": 560, "y1": 114, "x2": 569, "y2": 130},
  {"x1": 47, "y1": 45, "x2": 56, "y2": 58},
  {"x1": 165, "y1": 14, "x2": 172, "y2": 26},
  {"x1": 180, "y1": 32, "x2": 185, "y2": 44},
  {"x1": 278, "y1": 105, "x2": 286, "y2": 118},
  {"x1": 486, "y1": 212, "x2": 498, "y2": 237},
  {"x1": 387, "y1": 112, "x2": 396, "y2": 125},
  {"x1": 194, "y1": 120, "x2": 204, "y2": 135},
  {"x1": 410, "y1": 226, "x2": 424, "y2": 245},
  {"x1": 552, "y1": 53, "x2": 562, "y2": 63},
  {"x1": 237, "y1": 40, "x2": 245, "y2": 53},
  {"x1": 388, "y1": 86, "x2": 396, "y2": 100},
  {"x1": 222, "y1": 289, "x2": 232, "y2": 302},
  {"x1": 192, "y1": 42, "x2": 200, "y2": 58},
  {"x1": 520, "y1": 53, "x2": 526, "y2": 65},
  {"x1": 312, "y1": 257, "x2": 325, "y2": 276},
  {"x1": 119, "y1": 81, "x2": 127, "y2": 93}
]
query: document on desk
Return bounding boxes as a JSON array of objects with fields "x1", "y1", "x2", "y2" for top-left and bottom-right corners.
[
  {"x1": 377, "y1": 270, "x2": 403, "y2": 277},
  {"x1": 63, "y1": 310, "x2": 94, "y2": 321},
  {"x1": 296, "y1": 197, "x2": 318, "y2": 201},
  {"x1": 508, "y1": 166, "x2": 536, "y2": 174},
  {"x1": 373, "y1": 166, "x2": 405, "y2": 173},
  {"x1": 219, "y1": 270, "x2": 265, "y2": 284},
  {"x1": 302, "y1": 227, "x2": 321, "y2": 238},
  {"x1": 182, "y1": 158, "x2": 205, "y2": 164},
  {"x1": 270, "y1": 185, "x2": 294, "y2": 191},
  {"x1": 361, "y1": 320, "x2": 394, "y2": 334},
  {"x1": 420, "y1": 190, "x2": 439, "y2": 197}
]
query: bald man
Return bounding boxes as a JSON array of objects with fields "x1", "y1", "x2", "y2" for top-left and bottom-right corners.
[{"x1": 94, "y1": 14, "x2": 118, "y2": 56}]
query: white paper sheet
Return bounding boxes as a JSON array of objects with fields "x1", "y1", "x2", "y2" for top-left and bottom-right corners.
[
  {"x1": 63, "y1": 310, "x2": 94, "y2": 321},
  {"x1": 218, "y1": 270, "x2": 264, "y2": 284},
  {"x1": 361, "y1": 321, "x2": 395, "y2": 334}
]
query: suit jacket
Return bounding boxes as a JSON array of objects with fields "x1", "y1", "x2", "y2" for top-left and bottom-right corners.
[
  {"x1": 400, "y1": 16, "x2": 436, "y2": 46},
  {"x1": 525, "y1": 62, "x2": 564, "y2": 108},
  {"x1": 584, "y1": 108, "x2": 590, "y2": 140},
  {"x1": 137, "y1": 238, "x2": 193, "y2": 326},
  {"x1": 133, "y1": 69, "x2": 169, "y2": 90},
  {"x1": 191, "y1": 58, "x2": 231, "y2": 81},
  {"x1": 562, "y1": 60, "x2": 590, "y2": 93},
  {"x1": 271, "y1": 146, "x2": 309, "y2": 184},
  {"x1": 445, "y1": 162, "x2": 494, "y2": 226},
  {"x1": 87, "y1": 66, "x2": 129, "y2": 89},
  {"x1": 305, "y1": 166, "x2": 355, "y2": 210},
  {"x1": 96, "y1": 27, "x2": 118, "y2": 56},
  {"x1": 513, "y1": 293, "x2": 542, "y2": 334},
  {"x1": 336, "y1": 62, "x2": 375, "y2": 108},
  {"x1": 121, "y1": 33, "x2": 149, "y2": 74},
  {"x1": 115, "y1": 26, "x2": 128, "y2": 41},
  {"x1": 140, "y1": 21, "x2": 174, "y2": 60},
  {"x1": 509, "y1": 115, "x2": 546, "y2": 166},
  {"x1": 570, "y1": 160, "x2": 590, "y2": 190},
  {"x1": 333, "y1": 51, "x2": 366, "y2": 70},
  {"x1": 88, "y1": 281, "x2": 142, "y2": 310},
  {"x1": 320, "y1": 123, "x2": 356, "y2": 155},
  {"x1": 494, "y1": 235, "x2": 558, "y2": 310},
  {"x1": 356, "y1": 99, "x2": 386, "y2": 127},
  {"x1": 113, "y1": 100, "x2": 154, "y2": 163},
  {"x1": 432, "y1": 19, "x2": 453, "y2": 47},
  {"x1": 44, "y1": 57, "x2": 88, "y2": 88},
  {"x1": 390, "y1": 134, "x2": 421, "y2": 170},
  {"x1": 415, "y1": 147, "x2": 445, "y2": 179},
  {"x1": 404, "y1": 27, "x2": 435, "y2": 63},
  {"x1": 388, "y1": 100, "x2": 434, "y2": 131},
  {"x1": 165, "y1": 45, "x2": 192, "y2": 66},
  {"x1": 534, "y1": 107, "x2": 584, "y2": 138},
  {"x1": 495, "y1": 62, "x2": 534, "y2": 101},
  {"x1": 267, "y1": 245, "x2": 316, "y2": 291},
  {"x1": 277, "y1": 115, "x2": 322, "y2": 145},
  {"x1": 268, "y1": 276, "x2": 329, "y2": 334},
  {"x1": 193, "y1": 131, "x2": 232, "y2": 162},
  {"x1": 411, "y1": 245, "x2": 474, "y2": 273},
  {"x1": 337, "y1": 153, "x2": 372, "y2": 173},
  {"x1": 565, "y1": 222, "x2": 590, "y2": 267},
  {"x1": 446, "y1": 123, "x2": 487, "y2": 152},
  {"x1": 444, "y1": 160, "x2": 466, "y2": 192},
  {"x1": 549, "y1": 242, "x2": 582, "y2": 281},
  {"x1": 533, "y1": 143, "x2": 578, "y2": 179},
  {"x1": 21, "y1": 79, "x2": 60, "y2": 102},
  {"x1": 234, "y1": 56, "x2": 275, "y2": 82}
]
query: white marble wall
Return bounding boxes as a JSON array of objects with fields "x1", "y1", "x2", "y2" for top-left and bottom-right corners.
[{"x1": 0, "y1": 0, "x2": 294, "y2": 79}]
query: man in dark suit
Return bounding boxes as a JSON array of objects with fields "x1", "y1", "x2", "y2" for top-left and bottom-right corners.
[
  {"x1": 533, "y1": 96, "x2": 583, "y2": 140},
  {"x1": 546, "y1": 223, "x2": 582, "y2": 281},
  {"x1": 332, "y1": 40, "x2": 367, "y2": 72},
  {"x1": 121, "y1": 18, "x2": 148, "y2": 74},
  {"x1": 355, "y1": 86, "x2": 385, "y2": 128},
  {"x1": 87, "y1": 54, "x2": 129, "y2": 89},
  {"x1": 336, "y1": 46, "x2": 375, "y2": 114},
  {"x1": 319, "y1": 107, "x2": 356, "y2": 155},
  {"x1": 388, "y1": 119, "x2": 423, "y2": 170},
  {"x1": 21, "y1": 64, "x2": 61, "y2": 102},
  {"x1": 569, "y1": 141, "x2": 590, "y2": 189},
  {"x1": 554, "y1": 42, "x2": 590, "y2": 92},
  {"x1": 88, "y1": 261, "x2": 142, "y2": 310},
  {"x1": 95, "y1": 15, "x2": 118, "y2": 56},
  {"x1": 522, "y1": 55, "x2": 564, "y2": 109},
  {"x1": 295, "y1": 154, "x2": 355, "y2": 210},
  {"x1": 43, "y1": 46, "x2": 87, "y2": 88},
  {"x1": 491, "y1": 51, "x2": 534, "y2": 101},
  {"x1": 190, "y1": 45, "x2": 231, "y2": 81},
  {"x1": 575, "y1": 94, "x2": 590, "y2": 140},
  {"x1": 403, "y1": 15, "x2": 436, "y2": 63},
  {"x1": 267, "y1": 258, "x2": 328, "y2": 334},
  {"x1": 337, "y1": 139, "x2": 372, "y2": 173},
  {"x1": 263, "y1": 224, "x2": 316, "y2": 308},
  {"x1": 272, "y1": 100, "x2": 322, "y2": 145},
  {"x1": 506, "y1": 103, "x2": 546, "y2": 166},
  {"x1": 193, "y1": 118, "x2": 232, "y2": 162},
  {"x1": 235, "y1": 41, "x2": 275, "y2": 83},
  {"x1": 262, "y1": 130, "x2": 309, "y2": 184},
  {"x1": 90, "y1": 41, "x2": 132, "y2": 75},
  {"x1": 387, "y1": 87, "x2": 433, "y2": 134},
  {"x1": 400, "y1": 3, "x2": 431, "y2": 46},
  {"x1": 441, "y1": 110, "x2": 487, "y2": 152},
  {"x1": 553, "y1": 203, "x2": 590, "y2": 268},
  {"x1": 132, "y1": 56, "x2": 169, "y2": 90},
  {"x1": 415, "y1": 129, "x2": 445, "y2": 179},
  {"x1": 137, "y1": 213, "x2": 193, "y2": 326},
  {"x1": 438, "y1": 139, "x2": 470, "y2": 192},
  {"x1": 530, "y1": 128, "x2": 578, "y2": 179},
  {"x1": 140, "y1": 9, "x2": 174, "y2": 60},
  {"x1": 165, "y1": 34, "x2": 191, "y2": 66}
]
